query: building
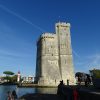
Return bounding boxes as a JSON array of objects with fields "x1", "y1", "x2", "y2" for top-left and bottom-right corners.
[
  {"x1": 35, "y1": 22, "x2": 75, "y2": 86},
  {"x1": 28, "y1": 75, "x2": 34, "y2": 83},
  {"x1": 22, "y1": 76, "x2": 34, "y2": 83},
  {"x1": 0, "y1": 76, "x2": 4, "y2": 83}
]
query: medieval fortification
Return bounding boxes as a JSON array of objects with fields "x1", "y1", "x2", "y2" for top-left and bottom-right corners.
[{"x1": 35, "y1": 22, "x2": 75, "y2": 86}]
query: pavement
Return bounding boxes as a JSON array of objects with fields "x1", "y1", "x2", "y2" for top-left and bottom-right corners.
[{"x1": 19, "y1": 93, "x2": 65, "y2": 100}]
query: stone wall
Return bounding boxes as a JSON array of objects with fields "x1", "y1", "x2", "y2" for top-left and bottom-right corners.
[{"x1": 35, "y1": 22, "x2": 75, "y2": 86}]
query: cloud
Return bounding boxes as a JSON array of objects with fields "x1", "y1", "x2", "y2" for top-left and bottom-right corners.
[
  {"x1": 74, "y1": 53, "x2": 100, "y2": 73},
  {"x1": 72, "y1": 49, "x2": 80, "y2": 58},
  {"x1": 0, "y1": 49, "x2": 30, "y2": 59},
  {"x1": 87, "y1": 54, "x2": 100, "y2": 67},
  {"x1": 0, "y1": 4, "x2": 45, "y2": 32}
]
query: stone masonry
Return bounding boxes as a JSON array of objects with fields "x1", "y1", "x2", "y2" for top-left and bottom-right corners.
[{"x1": 35, "y1": 22, "x2": 75, "y2": 86}]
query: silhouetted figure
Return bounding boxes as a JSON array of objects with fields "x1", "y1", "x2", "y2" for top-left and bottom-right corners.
[
  {"x1": 85, "y1": 78, "x2": 88, "y2": 87},
  {"x1": 73, "y1": 88, "x2": 79, "y2": 100},
  {"x1": 12, "y1": 90, "x2": 17, "y2": 100},
  {"x1": 88, "y1": 76, "x2": 92, "y2": 85},
  {"x1": 7, "y1": 91, "x2": 12, "y2": 100},
  {"x1": 78, "y1": 77, "x2": 81, "y2": 85},
  {"x1": 67, "y1": 79, "x2": 69, "y2": 85},
  {"x1": 85, "y1": 75, "x2": 92, "y2": 87},
  {"x1": 57, "y1": 80, "x2": 64, "y2": 95}
]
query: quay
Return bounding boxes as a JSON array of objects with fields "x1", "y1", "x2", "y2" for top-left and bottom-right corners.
[
  {"x1": 19, "y1": 85, "x2": 100, "y2": 100},
  {"x1": 58, "y1": 85, "x2": 100, "y2": 100},
  {"x1": 17, "y1": 83, "x2": 57, "y2": 88}
]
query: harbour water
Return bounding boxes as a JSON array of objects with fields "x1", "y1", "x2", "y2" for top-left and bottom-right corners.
[{"x1": 0, "y1": 85, "x2": 57, "y2": 100}]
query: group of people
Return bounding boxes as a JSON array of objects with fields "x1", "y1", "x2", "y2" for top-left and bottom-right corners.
[
  {"x1": 7, "y1": 90, "x2": 17, "y2": 100},
  {"x1": 77, "y1": 75, "x2": 92, "y2": 86},
  {"x1": 57, "y1": 80, "x2": 79, "y2": 100}
]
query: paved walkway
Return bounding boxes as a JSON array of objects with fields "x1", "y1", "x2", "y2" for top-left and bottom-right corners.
[{"x1": 19, "y1": 93, "x2": 65, "y2": 100}]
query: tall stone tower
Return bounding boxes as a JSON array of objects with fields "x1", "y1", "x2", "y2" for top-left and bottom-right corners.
[
  {"x1": 35, "y1": 22, "x2": 75, "y2": 86},
  {"x1": 56, "y1": 22, "x2": 75, "y2": 84}
]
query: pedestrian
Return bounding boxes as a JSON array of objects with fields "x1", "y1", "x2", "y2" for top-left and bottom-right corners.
[
  {"x1": 67, "y1": 79, "x2": 69, "y2": 85},
  {"x1": 7, "y1": 91, "x2": 12, "y2": 100},
  {"x1": 12, "y1": 90, "x2": 17, "y2": 100},
  {"x1": 57, "y1": 80, "x2": 64, "y2": 95},
  {"x1": 73, "y1": 88, "x2": 78, "y2": 100}
]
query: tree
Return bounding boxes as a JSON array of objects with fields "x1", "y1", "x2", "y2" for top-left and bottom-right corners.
[
  {"x1": 11, "y1": 75, "x2": 17, "y2": 82},
  {"x1": 90, "y1": 69, "x2": 100, "y2": 88},
  {"x1": 75, "y1": 72, "x2": 83, "y2": 77},
  {"x1": 3, "y1": 71, "x2": 14, "y2": 75},
  {"x1": 3, "y1": 71, "x2": 14, "y2": 82},
  {"x1": 90, "y1": 69, "x2": 100, "y2": 78}
]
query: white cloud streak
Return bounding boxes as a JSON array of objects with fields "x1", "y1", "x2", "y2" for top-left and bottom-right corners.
[
  {"x1": 72, "y1": 49, "x2": 80, "y2": 58},
  {"x1": 74, "y1": 53, "x2": 100, "y2": 73},
  {"x1": 0, "y1": 4, "x2": 45, "y2": 32}
]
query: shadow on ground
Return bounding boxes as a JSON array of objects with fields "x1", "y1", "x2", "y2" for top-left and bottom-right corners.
[{"x1": 19, "y1": 93, "x2": 65, "y2": 100}]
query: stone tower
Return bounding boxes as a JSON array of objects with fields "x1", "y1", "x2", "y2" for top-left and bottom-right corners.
[
  {"x1": 35, "y1": 22, "x2": 75, "y2": 86},
  {"x1": 56, "y1": 22, "x2": 75, "y2": 84}
]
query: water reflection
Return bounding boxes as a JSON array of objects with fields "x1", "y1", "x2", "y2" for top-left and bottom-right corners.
[
  {"x1": 35, "y1": 87, "x2": 57, "y2": 94},
  {"x1": 0, "y1": 85, "x2": 57, "y2": 100},
  {"x1": 16, "y1": 87, "x2": 35, "y2": 97},
  {"x1": 0, "y1": 85, "x2": 16, "y2": 100}
]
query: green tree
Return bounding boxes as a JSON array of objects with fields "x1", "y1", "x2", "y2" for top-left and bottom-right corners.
[
  {"x1": 11, "y1": 75, "x2": 17, "y2": 82},
  {"x1": 3, "y1": 71, "x2": 14, "y2": 82},
  {"x1": 90, "y1": 69, "x2": 100, "y2": 78}
]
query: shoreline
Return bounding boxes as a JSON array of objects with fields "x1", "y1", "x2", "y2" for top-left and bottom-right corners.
[
  {"x1": 0, "y1": 82, "x2": 57, "y2": 88},
  {"x1": 17, "y1": 83, "x2": 57, "y2": 88}
]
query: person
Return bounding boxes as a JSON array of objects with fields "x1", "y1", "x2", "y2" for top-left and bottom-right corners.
[
  {"x1": 67, "y1": 79, "x2": 69, "y2": 85},
  {"x1": 7, "y1": 91, "x2": 12, "y2": 100},
  {"x1": 73, "y1": 88, "x2": 79, "y2": 100},
  {"x1": 78, "y1": 77, "x2": 81, "y2": 85},
  {"x1": 57, "y1": 80, "x2": 64, "y2": 95},
  {"x1": 12, "y1": 90, "x2": 17, "y2": 100}
]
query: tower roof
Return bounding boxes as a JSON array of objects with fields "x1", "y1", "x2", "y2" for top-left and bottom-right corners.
[{"x1": 56, "y1": 22, "x2": 70, "y2": 27}]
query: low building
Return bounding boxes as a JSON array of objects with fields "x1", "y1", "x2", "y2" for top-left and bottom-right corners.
[
  {"x1": 22, "y1": 76, "x2": 34, "y2": 83},
  {"x1": 0, "y1": 76, "x2": 5, "y2": 83}
]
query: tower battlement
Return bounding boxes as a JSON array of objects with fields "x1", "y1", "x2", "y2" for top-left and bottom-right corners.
[
  {"x1": 37, "y1": 33, "x2": 56, "y2": 43},
  {"x1": 41, "y1": 33, "x2": 55, "y2": 38},
  {"x1": 56, "y1": 22, "x2": 70, "y2": 27}
]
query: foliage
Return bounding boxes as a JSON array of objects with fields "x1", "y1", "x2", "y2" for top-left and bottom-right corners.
[
  {"x1": 75, "y1": 72, "x2": 86, "y2": 77},
  {"x1": 11, "y1": 75, "x2": 17, "y2": 82},
  {"x1": 3, "y1": 71, "x2": 14, "y2": 76},
  {"x1": 3, "y1": 76, "x2": 11, "y2": 81},
  {"x1": 3, "y1": 71, "x2": 14, "y2": 82},
  {"x1": 90, "y1": 69, "x2": 100, "y2": 78}
]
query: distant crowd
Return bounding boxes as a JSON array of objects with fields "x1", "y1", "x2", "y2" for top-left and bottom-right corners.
[
  {"x1": 57, "y1": 80, "x2": 79, "y2": 100},
  {"x1": 76, "y1": 74, "x2": 92, "y2": 86},
  {"x1": 7, "y1": 90, "x2": 17, "y2": 100}
]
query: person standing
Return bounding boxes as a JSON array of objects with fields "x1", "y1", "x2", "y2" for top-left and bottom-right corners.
[
  {"x1": 73, "y1": 88, "x2": 79, "y2": 100},
  {"x1": 7, "y1": 91, "x2": 12, "y2": 100},
  {"x1": 12, "y1": 90, "x2": 17, "y2": 100}
]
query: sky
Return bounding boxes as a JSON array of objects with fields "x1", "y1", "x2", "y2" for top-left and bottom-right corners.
[{"x1": 0, "y1": 0, "x2": 100, "y2": 76}]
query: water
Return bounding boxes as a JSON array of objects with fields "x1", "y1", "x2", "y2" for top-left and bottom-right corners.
[{"x1": 0, "y1": 85, "x2": 57, "y2": 100}]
